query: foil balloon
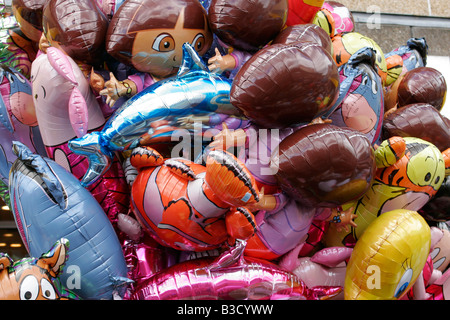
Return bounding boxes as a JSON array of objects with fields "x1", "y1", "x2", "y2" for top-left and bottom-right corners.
[
  {"x1": 312, "y1": 1, "x2": 355, "y2": 37},
  {"x1": 272, "y1": 123, "x2": 376, "y2": 207},
  {"x1": 279, "y1": 245, "x2": 353, "y2": 300},
  {"x1": 332, "y1": 32, "x2": 387, "y2": 85},
  {"x1": 31, "y1": 47, "x2": 129, "y2": 227},
  {"x1": 42, "y1": 0, "x2": 108, "y2": 65},
  {"x1": 272, "y1": 23, "x2": 333, "y2": 55},
  {"x1": 5, "y1": 0, "x2": 46, "y2": 78},
  {"x1": 285, "y1": 0, "x2": 325, "y2": 26},
  {"x1": 323, "y1": 47, "x2": 384, "y2": 145},
  {"x1": 382, "y1": 103, "x2": 450, "y2": 152},
  {"x1": 324, "y1": 136, "x2": 449, "y2": 247},
  {"x1": 0, "y1": 64, "x2": 44, "y2": 176},
  {"x1": 344, "y1": 209, "x2": 431, "y2": 300},
  {"x1": 130, "y1": 146, "x2": 258, "y2": 251},
  {"x1": 105, "y1": 0, "x2": 212, "y2": 79},
  {"x1": 396, "y1": 67, "x2": 447, "y2": 110},
  {"x1": 230, "y1": 42, "x2": 339, "y2": 128},
  {"x1": 208, "y1": 0, "x2": 288, "y2": 53},
  {"x1": 129, "y1": 240, "x2": 342, "y2": 300},
  {"x1": 384, "y1": 37, "x2": 428, "y2": 86},
  {"x1": 429, "y1": 228, "x2": 450, "y2": 272},
  {"x1": 68, "y1": 43, "x2": 239, "y2": 187},
  {"x1": 8, "y1": 141, "x2": 129, "y2": 300},
  {"x1": 0, "y1": 238, "x2": 79, "y2": 300},
  {"x1": 419, "y1": 177, "x2": 450, "y2": 222},
  {"x1": 244, "y1": 198, "x2": 336, "y2": 260}
]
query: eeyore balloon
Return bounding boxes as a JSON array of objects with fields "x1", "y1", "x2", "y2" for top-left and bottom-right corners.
[
  {"x1": 8, "y1": 141, "x2": 129, "y2": 300},
  {"x1": 321, "y1": 47, "x2": 384, "y2": 146}
]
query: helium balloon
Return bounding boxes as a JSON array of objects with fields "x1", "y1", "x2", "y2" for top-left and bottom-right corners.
[
  {"x1": 382, "y1": 103, "x2": 450, "y2": 152},
  {"x1": 230, "y1": 42, "x2": 339, "y2": 128},
  {"x1": 68, "y1": 43, "x2": 239, "y2": 187},
  {"x1": 272, "y1": 123, "x2": 376, "y2": 207},
  {"x1": 130, "y1": 146, "x2": 258, "y2": 251},
  {"x1": 272, "y1": 23, "x2": 333, "y2": 55},
  {"x1": 344, "y1": 209, "x2": 431, "y2": 300},
  {"x1": 8, "y1": 141, "x2": 129, "y2": 300},
  {"x1": 397, "y1": 67, "x2": 447, "y2": 110},
  {"x1": 285, "y1": 0, "x2": 325, "y2": 26},
  {"x1": 419, "y1": 177, "x2": 450, "y2": 222},
  {"x1": 332, "y1": 32, "x2": 387, "y2": 85},
  {"x1": 42, "y1": 0, "x2": 108, "y2": 65},
  {"x1": 0, "y1": 238, "x2": 79, "y2": 300},
  {"x1": 324, "y1": 136, "x2": 449, "y2": 247},
  {"x1": 106, "y1": 0, "x2": 212, "y2": 78},
  {"x1": 129, "y1": 241, "x2": 341, "y2": 300},
  {"x1": 384, "y1": 37, "x2": 428, "y2": 83},
  {"x1": 31, "y1": 47, "x2": 130, "y2": 227},
  {"x1": 313, "y1": 1, "x2": 355, "y2": 37},
  {"x1": 324, "y1": 47, "x2": 384, "y2": 145},
  {"x1": 208, "y1": 0, "x2": 287, "y2": 53}
]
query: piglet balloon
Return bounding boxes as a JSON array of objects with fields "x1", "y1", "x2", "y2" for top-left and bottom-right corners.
[{"x1": 31, "y1": 47, "x2": 129, "y2": 227}]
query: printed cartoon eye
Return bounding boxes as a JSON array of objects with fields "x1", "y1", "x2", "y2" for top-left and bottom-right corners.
[
  {"x1": 19, "y1": 275, "x2": 39, "y2": 300},
  {"x1": 371, "y1": 77, "x2": 378, "y2": 94},
  {"x1": 393, "y1": 268, "x2": 413, "y2": 298},
  {"x1": 40, "y1": 278, "x2": 57, "y2": 300},
  {"x1": 361, "y1": 75, "x2": 368, "y2": 86},
  {"x1": 152, "y1": 33, "x2": 175, "y2": 52},
  {"x1": 191, "y1": 33, "x2": 206, "y2": 52}
]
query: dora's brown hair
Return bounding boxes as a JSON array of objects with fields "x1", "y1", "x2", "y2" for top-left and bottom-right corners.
[{"x1": 106, "y1": 0, "x2": 210, "y2": 65}]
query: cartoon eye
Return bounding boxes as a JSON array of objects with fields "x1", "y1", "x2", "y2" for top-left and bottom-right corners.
[
  {"x1": 19, "y1": 275, "x2": 39, "y2": 300},
  {"x1": 371, "y1": 77, "x2": 378, "y2": 94},
  {"x1": 435, "y1": 176, "x2": 440, "y2": 185},
  {"x1": 361, "y1": 75, "x2": 368, "y2": 86},
  {"x1": 40, "y1": 278, "x2": 57, "y2": 300},
  {"x1": 152, "y1": 33, "x2": 175, "y2": 52},
  {"x1": 13, "y1": 72, "x2": 26, "y2": 84},
  {"x1": 424, "y1": 172, "x2": 431, "y2": 182},
  {"x1": 191, "y1": 33, "x2": 206, "y2": 52},
  {"x1": 394, "y1": 268, "x2": 413, "y2": 298}
]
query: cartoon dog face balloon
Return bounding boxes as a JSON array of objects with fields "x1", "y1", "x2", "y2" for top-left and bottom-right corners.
[{"x1": 0, "y1": 238, "x2": 78, "y2": 300}]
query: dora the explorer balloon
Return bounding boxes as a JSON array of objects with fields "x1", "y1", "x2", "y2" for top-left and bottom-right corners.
[{"x1": 100, "y1": 0, "x2": 213, "y2": 106}]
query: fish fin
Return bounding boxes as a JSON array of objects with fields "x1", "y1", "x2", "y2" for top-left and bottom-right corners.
[
  {"x1": 177, "y1": 43, "x2": 209, "y2": 77},
  {"x1": 67, "y1": 132, "x2": 112, "y2": 187},
  {"x1": 12, "y1": 141, "x2": 66, "y2": 208}
]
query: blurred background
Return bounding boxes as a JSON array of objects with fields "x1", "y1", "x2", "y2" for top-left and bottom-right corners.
[{"x1": 0, "y1": 0, "x2": 448, "y2": 261}]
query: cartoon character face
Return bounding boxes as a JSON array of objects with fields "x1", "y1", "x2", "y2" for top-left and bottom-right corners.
[
  {"x1": 0, "y1": 65, "x2": 36, "y2": 126},
  {"x1": 329, "y1": 54, "x2": 384, "y2": 144},
  {"x1": 131, "y1": 8, "x2": 211, "y2": 78},
  {"x1": 0, "y1": 239, "x2": 71, "y2": 300}
]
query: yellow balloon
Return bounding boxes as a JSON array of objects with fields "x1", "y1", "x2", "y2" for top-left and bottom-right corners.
[{"x1": 344, "y1": 209, "x2": 431, "y2": 300}]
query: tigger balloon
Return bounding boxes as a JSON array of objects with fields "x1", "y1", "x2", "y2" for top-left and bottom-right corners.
[
  {"x1": 324, "y1": 136, "x2": 450, "y2": 247},
  {"x1": 130, "y1": 147, "x2": 259, "y2": 251}
]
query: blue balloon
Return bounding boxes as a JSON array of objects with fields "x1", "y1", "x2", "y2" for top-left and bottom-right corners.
[
  {"x1": 8, "y1": 141, "x2": 129, "y2": 300},
  {"x1": 68, "y1": 43, "x2": 238, "y2": 187}
]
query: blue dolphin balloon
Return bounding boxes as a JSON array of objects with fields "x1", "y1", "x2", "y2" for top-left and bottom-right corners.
[
  {"x1": 8, "y1": 141, "x2": 129, "y2": 300},
  {"x1": 68, "y1": 43, "x2": 237, "y2": 187}
]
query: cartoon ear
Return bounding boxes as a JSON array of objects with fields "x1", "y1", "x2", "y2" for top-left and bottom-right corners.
[
  {"x1": 37, "y1": 238, "x2": 69, "y2": 278},
  {"x1": 442, "y1": 148, "x2": 450, "y2": 177},
  {"x1": 0, "y1": 253, "x2": 13, "y2": 270},
  {"x1": 374, "y1": 136, "x2": 406, "y2": 168},
  {"x1": 46, "y1": 47, "x2": 78, "y2": 85}
]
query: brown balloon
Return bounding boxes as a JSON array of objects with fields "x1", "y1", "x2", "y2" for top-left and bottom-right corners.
[
  {"x1": 42, "y1": 0, "x2": 108, "y2": 65},
  {"x1": 230, "y1": 42, "x2": 339, "y2": 128},
  {"x1": 397, "y1": 67, "x2": 447, "y2": 110},
  {"x1": 272, "y1": 123, "x2": 376, "y2": 207},
  {"x1": 11, "y1": 0, "x2": 47, "y2": 42},
  {"x1": 208, "y1": 0, "x2": 288, "y2": 53},
  {"x1": 272, "y1": 23, "x2": 333, "y2": 55},
  {"x1": 383, "y1": 103, "x2": 450, "y2": 152}
]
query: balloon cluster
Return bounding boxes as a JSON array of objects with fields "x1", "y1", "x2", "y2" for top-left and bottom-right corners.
[{"x1": 0, "y1": 0, "x2": 448, "y2": 300}]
